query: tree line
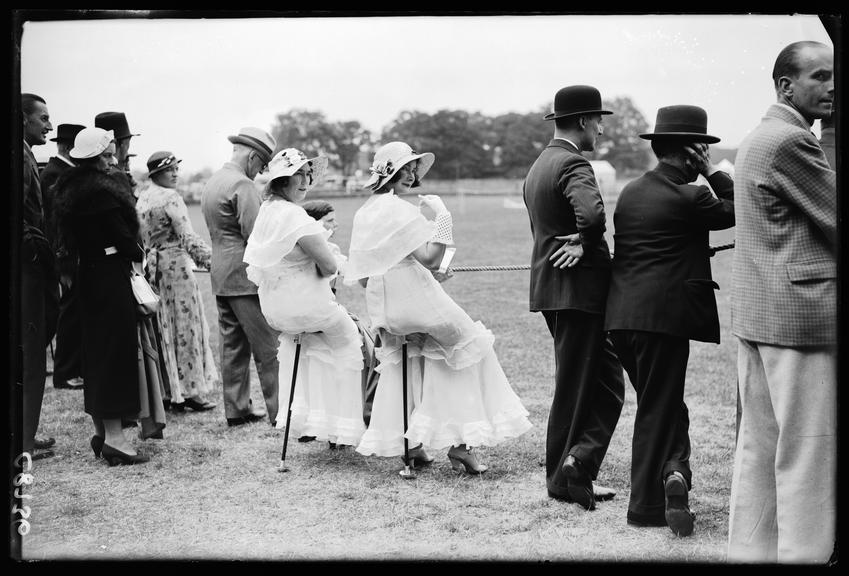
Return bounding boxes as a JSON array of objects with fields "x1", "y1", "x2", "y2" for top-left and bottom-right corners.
[{"x1": 266, "y1": 96, "x2": 654, "y2": 181}]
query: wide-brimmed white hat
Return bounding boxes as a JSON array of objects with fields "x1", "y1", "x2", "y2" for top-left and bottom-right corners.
[
  {"x1": 267, "y1": 148, "x2": 328, "y2": 190},
  {"x1": 364, "y1": 141, "x2": 435, "y2": 191},
  {"x1": 70, "y1": 127, "x2": 114, "y2": 159}
]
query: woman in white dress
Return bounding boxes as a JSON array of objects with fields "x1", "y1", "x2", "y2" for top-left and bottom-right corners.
[
  {"x1": 244, "y1": 148, "x2": 365, "y2": 447},
  {"x1": 345, "y1": 141, "x2": 532, "y2": 474}
]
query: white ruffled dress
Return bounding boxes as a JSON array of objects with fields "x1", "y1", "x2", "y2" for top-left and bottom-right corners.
[
  {"x1": 345, "y1": 192, "x2": 532, "y2": 457},
  {"x1": 244, "y1": 197, "x2": 364, "y2": 445}
]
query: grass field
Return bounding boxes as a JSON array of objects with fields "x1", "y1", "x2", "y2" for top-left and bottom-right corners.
[{"x1": 22, "y1": 187, "x2": 739, "y2": 562}]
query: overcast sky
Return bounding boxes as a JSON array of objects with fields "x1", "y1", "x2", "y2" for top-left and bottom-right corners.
[{"x1": 20, "y1": 12, "x2": 832, "y2": 173}]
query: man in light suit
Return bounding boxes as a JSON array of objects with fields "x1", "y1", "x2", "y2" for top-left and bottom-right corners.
[
  {"x1": 727, "y1": 41, "x2": 835, "y2": 563},
  {"x1": 523, "y1": 85, "x2": 625, "y2": 510},
  {"x1": 605, "y1": 105, "x2": 735, "y2": 536},
  {"x1": 202, "y1": 127, "x2": 280, "y2": 427}
]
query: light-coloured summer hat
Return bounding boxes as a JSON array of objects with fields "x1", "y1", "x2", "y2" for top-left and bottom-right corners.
[
  {"x1": 267, "y1": 148, "x2": 328, "y2": 190},
  {"x1": 69, "y1": 127, "x2": 115, "y2": 159},
  {"x1": 363, "y1": 141, "x2": 435, "y2": 191}
]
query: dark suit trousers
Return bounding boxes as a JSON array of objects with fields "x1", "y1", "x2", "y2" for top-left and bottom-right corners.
[
  {"x1": 21, "y1": 256, "x2": 47, "y2": 453},
  {"x1": 543, "y1": 310, "x2": 624, "y2": 497},
  {"x1": 53, "y1": 282, "x2": 83, "y2": 386},
  {"x1": 216, "y1": 295, "x2": 280, "y2": 424},
  {"x1": 609, "y1": 330, "x2": 692, "y2": 521}
]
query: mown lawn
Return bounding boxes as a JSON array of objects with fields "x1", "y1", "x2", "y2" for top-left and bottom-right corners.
[{"x1": 22, "y1": 188, "x2": 738, "y2": 562}]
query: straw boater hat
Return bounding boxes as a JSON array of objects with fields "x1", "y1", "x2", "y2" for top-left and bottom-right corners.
[
  {"x1": 544, "y1": 85, "x2": 613, "y2": 121},
  {"x1": 639, "y1": 105, "x2": 720, "y2": 143},
  {"x1": 267, "y1": 148, "x2": 328, "y2": 190},
  {"x1": 69, "y1": 127, "x2": 114, "y2": 159},
  {"x1": 146, "y1": 151, "x2": 182, "y2": 176},
  {"x1": 364, "y1": 141, "x2": 435, "y2": 191},
  {"x1": 50, "y1": 123, "x2": 86, "y2": 144},
  {"x1": 227, "y1": 127, "x2": 276, "y2": 164}
]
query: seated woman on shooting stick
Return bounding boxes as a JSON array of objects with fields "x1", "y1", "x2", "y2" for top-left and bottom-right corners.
[
  {"x1": 244, "y1": 148, "x2": 365, "y2": 447},
  {"x1": 345, "y1": 141, "x2": 532, "y2": 474}
]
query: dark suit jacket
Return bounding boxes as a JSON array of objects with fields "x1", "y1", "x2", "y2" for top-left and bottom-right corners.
[
  {"x1": 523, "y1": 139, "x2": 612, "y2": 313},
  {"x1": 39, "y1": 155, "x2": 75, "y2": 246},
  {"x1": 604, "y1": 163, "x2": 734, "y2": 343}
]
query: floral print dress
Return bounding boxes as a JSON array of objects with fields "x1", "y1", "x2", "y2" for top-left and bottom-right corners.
[{"x1": 136, "y1": 182, "x2": 219, "y2": 403}]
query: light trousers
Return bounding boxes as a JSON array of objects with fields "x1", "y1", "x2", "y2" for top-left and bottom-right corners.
[{"x1": 727, "y1": 338, "x2": 836, "y2": 564}]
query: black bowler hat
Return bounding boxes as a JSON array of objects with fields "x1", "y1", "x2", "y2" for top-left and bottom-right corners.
[
  {"x1": 94, "y1": 111, "x2": 140, "y2": 140},
  {"x1": 640, "y1": 105, "x2": 720, "y2": 143},
  {"x1": 544, "y1": 85, "x2": 613, "y2": 121},
  {"x1": 50, "y1": 123, "x2": 86, "y2": 144}
]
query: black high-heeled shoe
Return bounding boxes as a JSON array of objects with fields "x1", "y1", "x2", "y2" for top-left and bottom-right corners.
[
  {"x1": 448, "y1": 445, "x2": 488, "y2": 475},
  {"x1": 183, "y1": 397, "x2": 217, "y2": 412},
  {"x1": 101, "y1": 443, "x2": 150, "y2": 466},
  {"x1": 91, "y1": 435, "x2": 104, "y2": 458},
  {"x1": 402, "y1": 444, "x2": 434, "y2": 469}
]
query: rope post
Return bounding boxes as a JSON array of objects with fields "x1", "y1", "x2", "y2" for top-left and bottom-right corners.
[
  {"x1": 399, "y1": 337, "x2": 415, "y2": 480},
  {"x1": 278, "y1": 333, "x2": 303, "y2": 473}
]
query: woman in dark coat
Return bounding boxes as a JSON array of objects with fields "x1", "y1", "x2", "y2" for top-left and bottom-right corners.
[{"x1": 54, "y1": 127, "x2": 150, "y2": 465}]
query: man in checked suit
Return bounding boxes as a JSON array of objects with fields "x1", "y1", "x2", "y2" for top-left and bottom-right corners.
[
  {"x1": 727, "y1": 41, "x2": 836, "y2": 563},
  {"x1": 605, "y1": 105, "x2": 735, "y2": 537},
  {"x1": 523, "y1": 85, "x2": 625, "y2": 510}
]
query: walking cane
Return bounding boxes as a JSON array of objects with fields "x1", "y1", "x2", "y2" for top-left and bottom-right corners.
[
  {"x1": 278, "y1": 333, "x2": 303, "y2": 473},
  {"x1": 399, "y1": 337, "x2": 416, "y2": 479}
]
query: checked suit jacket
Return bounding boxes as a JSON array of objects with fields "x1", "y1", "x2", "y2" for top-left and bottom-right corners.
[
  {"x1": 732, "y1": 103, "x2": 837, "y2": 347},
  {"x1": 523, "y1": 139, "x2": 612, "y2": 314}
]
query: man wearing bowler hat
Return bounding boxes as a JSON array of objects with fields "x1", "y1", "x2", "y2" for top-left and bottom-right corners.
[
  {"x1": 202, "y1": 127, "x2": 280, "y2": 427},
  {"x1": 523, "y1": 85, "x2": 625, "y2": 511},
  {"x1": 605, "y1": 105, "x2": 735, "y2": 536},
  {"x1": 40, "y1": 122, "x2": 86, "y2": 391},
  {"x1": 94, "y1": 111, "x2": 139, "y2": 193}
]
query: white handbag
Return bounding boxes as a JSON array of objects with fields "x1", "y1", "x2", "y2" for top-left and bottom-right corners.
[{"x1": 131, "y1": 270, "x2": 160, "y2": 315}]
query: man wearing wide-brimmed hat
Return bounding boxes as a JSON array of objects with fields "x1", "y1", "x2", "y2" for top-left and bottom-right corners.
[
  {"x1": 95, "y1": 111, "x2": 140, "y2": 193},
  {"x1": 605, "y1": 105, "x2": 735, "y2": 537},
  {"x1": 39, "y1": 123, "x2": 87, "y2": 392},
  {"x1": 201, "y1": 127, "x2": 280, "y2": 428},
  {"x1": 523, "y1": 85, "x2": 625, "y2": 512}
]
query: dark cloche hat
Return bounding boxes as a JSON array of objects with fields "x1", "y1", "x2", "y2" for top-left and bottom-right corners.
[
  {"x1": 50, "y1": 123, "x2": 86, "y2": 144},
  {"x1": 94, "y1": 111, "x2": 140, "y2": 140},
  {"x1": 640, "y1": 105, "x2": 720, "y2": 143},
  {"x1": 544, "y1": 85, "x2": 613, "y2": 121}
]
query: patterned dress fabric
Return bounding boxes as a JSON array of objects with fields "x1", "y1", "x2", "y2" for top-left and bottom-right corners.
[{"x1": 136, "y1": 182, "x2": 219, "y2": 403}]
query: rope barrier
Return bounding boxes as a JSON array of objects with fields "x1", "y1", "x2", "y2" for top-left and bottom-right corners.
[{"x1": 190, "y1": 242, "x2": 735, "y2": 275}]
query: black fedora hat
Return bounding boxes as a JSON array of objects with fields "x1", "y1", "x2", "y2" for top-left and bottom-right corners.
[
  {"x1": 50, "y1": 123, "x2": 86, "y2": 143},
  {"x1": 544, "y1": 85, "x2": 613, "y2": 121},
  {"x1": 640, "y1": 105, "x2": 720, "y2": 143},
  {"x1": 94, "y1": 111, "x2": 140, "y2": 140}
]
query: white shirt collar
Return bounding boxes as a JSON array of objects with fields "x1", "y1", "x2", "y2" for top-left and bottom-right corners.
[
  {"x1": 57, "y1": 154, "x2": 75, "y2": 167},
  {"x1": 774, "y1": 102, "x2": 811, "y2": 129},
  {"x1": 554, "y1": 137, "x2": 580, "y2": 151}
]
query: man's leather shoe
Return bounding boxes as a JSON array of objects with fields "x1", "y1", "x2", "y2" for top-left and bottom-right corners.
[
  {"x1": 31, "y1": 449, "x2": 55, "y2": 461},
  {"x1": 34, "y1": 437, "x2": 56, "y2": 450},
  {"x1": 562, "y1": 455, "x2": 596, "y2": 511},
  {"x1": 55, "y1": 377, "x2": 84, "y2": 390},
  {"x1": 548, "y1": 484, "x2": 616, "y2": 503},
  {"x1": 227, "y1": 412, "x2": 265, "y2": 427},
  {"x1": 664, "y1": 471, "x2": 695, "y2": 537}
]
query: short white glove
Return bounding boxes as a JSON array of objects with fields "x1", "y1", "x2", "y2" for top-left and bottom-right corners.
[
  {"x1": 432, "y1": 211, "x2": 454, "y2": 245},
  {"x1": 418, "y1": 194, "x2": 449, "y2": 216}
]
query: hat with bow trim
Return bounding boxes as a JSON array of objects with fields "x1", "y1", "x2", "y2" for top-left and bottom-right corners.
[
  {"x1": 364, "y1": 141, "x2": 435, "y2": 191},
  {"x1": 639, "y1": 105, "x2": 720, "y2": 143},
  {"x1": 146, "y1": 151, "x2": 182, "y2": 176},
  {"x1": 267, "y1": 148, "x2": 328, "y2": 190},
  {"x1": 69, "y1": 127, "x2": 115, "y2": 159},
  {"x1": 227, "y1": 127, "x2": 276, "y2": 164}
]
